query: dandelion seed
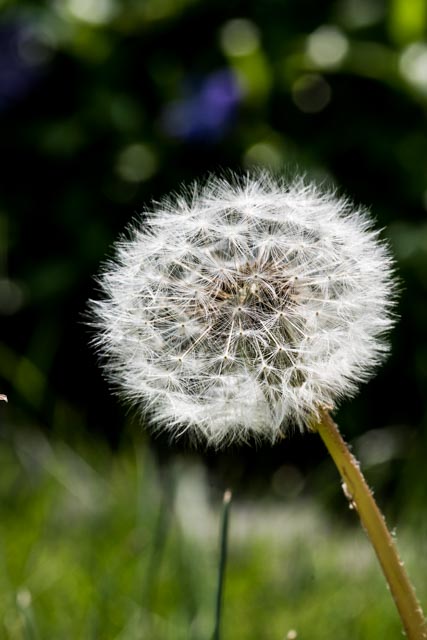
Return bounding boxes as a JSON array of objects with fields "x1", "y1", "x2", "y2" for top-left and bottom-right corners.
[{"x1": 90, "y1": 172, "x2": 396, "y2": 447}]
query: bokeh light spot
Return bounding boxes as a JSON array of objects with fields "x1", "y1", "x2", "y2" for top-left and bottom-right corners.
[
  {"x1": 65, "y1": 0, "x2": 116, "y2": 25},
  {"x1": 307, "y1": 26, "x2": 349, "y2": 68},
  {"x1": 338, "y1": 0, "x2": 385, "y2": 28},
  {"x1": 116, "y1": 144, "x2": 158, "y2": 183},
  {"x1": 17, "y1": 27, "x2": 53, "y2": 66},
  {"x1": 355, "y1": 427, "x2": 404, "y2": 467},
  {"x1": 219, "y1": 19, "x2": 260, "y2": 57},
  {"x1": 272, "y1": 465, "x2": 305, "y2": 499},
  {"x1": 292, "y1": 74, "x2": 331, "y2": 113},
  {"x1": 399, "y1": 42, "x2": 427, "y2": 92},
  {"x1": 0, "y1": 278, "x2": 24, "y2": 315},
  {"x1": 244, "y1": 141, "x2": 283, "y2": 168}
]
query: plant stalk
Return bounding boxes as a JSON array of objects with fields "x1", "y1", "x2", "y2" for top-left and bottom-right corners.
[
  {"x1": 313, "y1": 408, "x2": 426, "y2": 640},
  {"x1": 212, "y1": 489, "x2": 232, "y2": 640}
]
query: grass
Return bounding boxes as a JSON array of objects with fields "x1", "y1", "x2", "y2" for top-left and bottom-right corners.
[{"x1": 0, "y1": 427, "x2": 425, "y2": 640}]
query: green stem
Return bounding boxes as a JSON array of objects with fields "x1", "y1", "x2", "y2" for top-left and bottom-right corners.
[
  {"x1": 212, "y1": 489, "x2": 232, "y2": 640},
  {"x1": 313, "y1": 408, "x2": 427, "y2": 640}
]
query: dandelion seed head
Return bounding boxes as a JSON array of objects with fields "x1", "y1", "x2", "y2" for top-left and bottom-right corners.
[{"x1": 90, "y1": 172, "x2": 396, "y2": 447}]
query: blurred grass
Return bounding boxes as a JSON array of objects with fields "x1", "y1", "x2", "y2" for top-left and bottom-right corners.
[{"x1": 0, "y1": 427, "x2": 425, "y2": 640}]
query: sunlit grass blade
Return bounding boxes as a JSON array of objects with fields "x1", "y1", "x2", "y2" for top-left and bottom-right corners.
[{"x1": 313, "y1": 408, "x2": 427, "y2": 640}]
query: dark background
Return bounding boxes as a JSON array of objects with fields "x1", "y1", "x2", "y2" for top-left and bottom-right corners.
[{"x1": 1, "y1": 0, "x2": 427, "y2": 514}]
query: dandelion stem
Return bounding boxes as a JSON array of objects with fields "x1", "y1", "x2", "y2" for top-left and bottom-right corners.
[
  {"x1": 212, "y1": 489, "x2": 232, "y2": 640},
  {"x1": 313, "y1": 408, "x2": 427, "y2": 640}
]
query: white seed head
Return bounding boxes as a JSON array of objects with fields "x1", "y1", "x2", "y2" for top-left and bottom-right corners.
[{"x1": 90, "y1": 172, "x2": 396, "y2": 447}]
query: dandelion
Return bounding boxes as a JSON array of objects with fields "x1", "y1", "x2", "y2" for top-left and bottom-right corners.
[
  {"x1": 91, "y1": 172, "x2": 394, "y2": 446},
  {"x1": 91, "y1": 171, "x2": 427, "y2": 639}
]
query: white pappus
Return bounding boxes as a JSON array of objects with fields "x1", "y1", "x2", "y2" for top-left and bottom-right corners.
[{"x1": 90, "y1": 172, "x2": 396, "y2": 447}]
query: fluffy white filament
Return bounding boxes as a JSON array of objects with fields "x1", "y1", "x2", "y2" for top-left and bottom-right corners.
[{"x1": 91, "y1": 172, "x2": 396, "y2": 447}]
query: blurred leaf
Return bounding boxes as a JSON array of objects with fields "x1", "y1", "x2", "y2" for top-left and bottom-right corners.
[{"x1": 389, "y1": 0, "x2": 427, "y2": 46}]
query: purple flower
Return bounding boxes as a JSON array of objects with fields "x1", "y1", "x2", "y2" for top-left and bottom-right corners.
[{"x1": 162, "y1": 69, "x2": 241, "y2": 142}]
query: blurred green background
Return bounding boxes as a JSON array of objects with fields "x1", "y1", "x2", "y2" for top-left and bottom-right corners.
[{"x1": 1, "y1": 0, "x2": 427, "y2": 638}]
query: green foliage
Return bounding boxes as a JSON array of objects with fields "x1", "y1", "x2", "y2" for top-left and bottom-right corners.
[{"x1": 0, "y1": 433, "x2": 425, "y2": 640}]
